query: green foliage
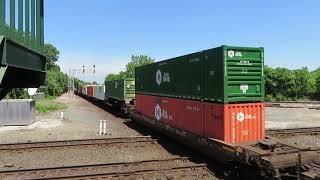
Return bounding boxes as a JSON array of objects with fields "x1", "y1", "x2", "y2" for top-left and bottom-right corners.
[
  {"x1": 42, "y1": 43, "x2": 69, "y2": 97},
  {"x1": 105, "y1": 55, "x2": 154, "y2": 81},
  {"x1": 36, "y1": 99, "x2": 67, "y2": 113},
  {"x1": 292, "y1": 67, "x2": 312, "y2": 99},
  {"x1": 44, "y1": 70, "x2": 69, "y2": 97},
  {"x1": 44, "y1": 44, "x2": 60, "y2": 71},
  {"x1": 265, "y1": 66, "x2": 320, "y2": 101},
  {"x1": 5, "y1": 89, "x2": 29, "y2": 99},
  {"x1": 126, "y1": 55, "x2": 155, "y2": 78},
  {"x1": 314, "y1": 68, "x2": 320, "y2": 99}
]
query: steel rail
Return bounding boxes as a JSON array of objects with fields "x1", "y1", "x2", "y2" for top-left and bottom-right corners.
[
  {"x1": 0, "y1": 157, "x2": 210, "y2": 180},
  {"x1": 0, "y1": 136, "x2": 155, "y2": 151}
]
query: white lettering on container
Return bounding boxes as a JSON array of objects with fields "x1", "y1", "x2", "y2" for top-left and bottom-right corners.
[
  {"x1": 189, "y1": 57, "x2": 200, "y2": 63},
  {"x1": 240, "y1": 84, "x2": 249, "y2": 93},
  {"x1": 154, "y1": 104, "x2": 173, "y2": 121},
  {"x1": 242, "y1": 130, "x2": 249, "y2": 136},
  {"x1": 186, "y1": 106, "x2": 201, "y2": 112},
  {"x1": 156, "y1": 70, "x2": 162, "y2": 86},
  {"x1": 163, "y1": 72, "x2": 170, "y2": 83},
  {"x1": 228, "y1": 50, "x2": 243, "y2": 58},
  {"x1": 155, "y1": 69, "x2": 170, "y2": 86},
  {"x1": 236, "y1": 112, "x2": 257, "y2": 122},
  {"x1": 228, "y1": 50, "x2": 235, "y2": 58},
  {"x1": 155, "y1": 104, "x2": 162, "y2": 121},
  {"x1": 235, "y1": 52, "x2": 242, "y2": 57},
  {"x1": 238, "y1": 60, "x2": 252, "y2": 65}
]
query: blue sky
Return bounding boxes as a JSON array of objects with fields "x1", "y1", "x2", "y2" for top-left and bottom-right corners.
[{"x1": 44, "y1": 0, "x2": 320, "y2": 83}]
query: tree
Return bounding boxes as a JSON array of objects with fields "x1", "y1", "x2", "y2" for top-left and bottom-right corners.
[
  {"x1": 42, "y1": 44, "x2": 69, "y2": 97},
  {"x1": 5, "y1": 89, "x2": 29, "y2": 99},
  {"x1": 105, "y1": 55, "x2": 154, "y2": 81},
  {"x1": 292, "y1": 67, "x2": 311, "y2": 100},
  {"x1": 44, "y1": 43, "x2": 60, "y2": 70},
  {"x1": 126, "y1": 55, "x2": 154, "y2": 78},
  {"x1": 314, "y1": 68, "x2": 320, "y2": 99}
]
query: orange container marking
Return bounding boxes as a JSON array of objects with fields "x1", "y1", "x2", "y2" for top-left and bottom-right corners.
[{"x1": 136, "y1": 94, "x2": 265, "y2": 143}]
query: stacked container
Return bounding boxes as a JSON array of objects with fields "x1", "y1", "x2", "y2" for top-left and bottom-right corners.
[
  {"x1": 93, "y1": 85, "x2": 105, "y2": 100},
  {"x1": 87, "y1": 85, "x2": 94, "y2": 97},
  {"x1": 105, "y1": 78, "x2": 135, "y2": 103},
  {"x1": 135, "y1": 45, "x2": 265, "y2": 143}
]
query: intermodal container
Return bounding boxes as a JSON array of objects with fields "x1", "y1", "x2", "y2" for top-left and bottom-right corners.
[
  {"x1": 87, "y1": 85, "x2": 94, "y2": 97},
  {"x1": 82, "y1": 86, "x2": 87, "y2": 95},
  {"x1": 105, "y1": 78, "x2": 135, "y2": 102},
  {"x1": 135, "y1": 93, "x2": 142, "y2": 113},
  {"x1": 93, "y1": 85, "x2": 105, "y2": 100},
  {"x1": 136, "y1": 94, "x2": 265, "y2": 143},
  {"x1": 136, "y1": 45, "x2": 264, "y2": 103},
  {"x1": 78, "y1": 86, "x2": 83, "y2": 94}
]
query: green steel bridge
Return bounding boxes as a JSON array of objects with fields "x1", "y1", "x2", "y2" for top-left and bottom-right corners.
[{"x1": 0, "y1": 0, "x2": 46, "y2": 99}]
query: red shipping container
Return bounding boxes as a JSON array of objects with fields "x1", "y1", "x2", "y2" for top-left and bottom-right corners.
[
  {"x1": 136, "y1": 94, "x2": 265, "y2": 143},
  {"x1": 136, "y1": 94, "x2": 142, "y2": 113},
  {"x1": 87, "y1": 86, "x2": 94, "y2": 97}
]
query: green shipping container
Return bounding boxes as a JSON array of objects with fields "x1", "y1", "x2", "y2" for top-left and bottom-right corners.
[
  {"x1": 135, "y1": 45, "x2": 265, "y2": 103},
  {"x1": 105, "y1": 78, "x2": 135, "y2": 102}
]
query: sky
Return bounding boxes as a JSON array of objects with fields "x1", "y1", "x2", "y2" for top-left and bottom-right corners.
[{"x1": 44, "y1": 0, "x2": 320, "y2": 83}]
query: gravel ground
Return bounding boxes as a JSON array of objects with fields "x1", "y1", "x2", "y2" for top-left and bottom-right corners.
[
  {"x1": 266, "y1": 107, "x2": 320, "y2": 129},
  {"x1": 267, "y1": 102, "x2": 320, "y2": 108},
  {"x1": 0, "y1": 142, "x2": 173, "y2": 170},
  {"x1": 266, "y1": 106, "x2": 320, "y2": 149},
  {"x1": 272, "y1": 134, "x2": 320, "y2": 149},
  {"x1": 0, "y1": 94, "x2": 141, "y2": 144}
]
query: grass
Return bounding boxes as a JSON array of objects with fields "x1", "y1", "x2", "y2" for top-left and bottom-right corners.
[{"x1": 36, "y1": 99, "x2": 67, "y2": 113}]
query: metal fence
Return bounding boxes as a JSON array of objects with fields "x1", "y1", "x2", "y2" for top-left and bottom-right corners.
[{"x1": 0, "y1": 0, "x2": 44, "y2": 53}]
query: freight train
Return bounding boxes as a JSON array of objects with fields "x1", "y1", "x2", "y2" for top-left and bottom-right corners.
[
  {"x1": 77, "y1": 45, "x2": 320, "y2": 179},
  {"x1": 76, "y1": 78, "x2": 135, "y2": 115}
]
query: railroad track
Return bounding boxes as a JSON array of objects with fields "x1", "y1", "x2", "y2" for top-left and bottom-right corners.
[
  {"x1": 266, "y1": 127, "x2": 320, "y2": 136},
  {"x1": 0, "y1": 136, "x2": 155, "y2": 151},
  {"x1": 0, "y1": 157, "x2": 215, "y2": 180},
  {"x1": 266, "y1": 101, "x2": 320, "y2": 109}
]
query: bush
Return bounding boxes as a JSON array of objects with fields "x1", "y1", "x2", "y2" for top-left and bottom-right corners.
[
  {"x1": 36, "y1": 99, "x2": 67, "y2": 113},
  {"x1": 265, "y1": 66, "x2": 320, "y2": 101}
]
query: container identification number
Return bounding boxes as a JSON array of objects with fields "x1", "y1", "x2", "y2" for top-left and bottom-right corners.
[
  {"x1": 186, "y1": 106, "x2": 201, "y2": 112},
  {"x1": 189, "y1": 57, "x2": 200, "y2": 63}
]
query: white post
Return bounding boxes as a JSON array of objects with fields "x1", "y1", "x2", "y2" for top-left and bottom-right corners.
[
  {"x1": 103, "y1": 120, "x2": 107, "y2": 135},
  {"x1": 60, "y1": 112, "x2": 64, "y2": 120},
  {"x1": 99, "y1": 120, "x2": 103, "y2": 135}
]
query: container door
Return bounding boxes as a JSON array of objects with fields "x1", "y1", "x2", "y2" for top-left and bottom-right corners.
[
  {"x1": 224, "y1": 103, "x2": 265, "y2": 143},
  {"x1": 224, "y1": 46, "x2": 264, "y2": 103}
]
